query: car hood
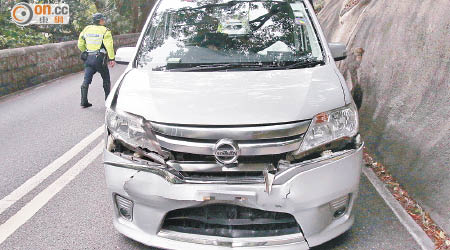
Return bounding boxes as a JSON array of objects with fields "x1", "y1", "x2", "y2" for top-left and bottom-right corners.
[{"x1": 115, "y1": 65, "x2": 345, "y2": 125}]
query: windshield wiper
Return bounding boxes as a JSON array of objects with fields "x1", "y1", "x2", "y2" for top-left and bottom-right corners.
[
  {"x1": 283, "y1": 58, "x2": 325, "y2": 69},
  {"x1": 167, "y1": 63, "x2": 254, "y2": 72},
  {"x1": 153, "y1": 57, "x2": 324, "y2": 72},
  {"x1": 164, "y1": 59, "x2": 324, "y2": 72}
]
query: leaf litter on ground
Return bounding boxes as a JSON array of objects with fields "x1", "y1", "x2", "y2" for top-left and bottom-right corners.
[{"x1": 363, "y1": 147, "x2": 449, "y2": 249}]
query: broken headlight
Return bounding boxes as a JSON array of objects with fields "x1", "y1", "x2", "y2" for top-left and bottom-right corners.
[
  {"x1": 299, "y1": 103, "x2": 359, "y2": 153},
  {"x1": 106, "y1": 108, "x2": 153, "y2": 149},
  {"x1": 105, "y1": 108, "x2": 168, "y2": 164}
]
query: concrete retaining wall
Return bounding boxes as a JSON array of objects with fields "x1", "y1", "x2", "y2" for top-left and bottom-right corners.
[
  {"x1": 318, "y1": 0, "x2": 450, "y2": 232},
  {"x1": 0, "y1": 33, "x2": 140, "y2": 97}
]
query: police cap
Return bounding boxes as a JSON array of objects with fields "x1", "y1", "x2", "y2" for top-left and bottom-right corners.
[{"x1": 92, "y1": 13, "x2": 105, "y2": 24}]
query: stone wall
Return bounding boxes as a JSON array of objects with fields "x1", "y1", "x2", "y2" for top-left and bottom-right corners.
[
  {"x1": 318, "y1": 0, "x2": 450, "y2": 232},
  {"x1": 0, "y1": 33, "x2": 140, "y2": 97}
]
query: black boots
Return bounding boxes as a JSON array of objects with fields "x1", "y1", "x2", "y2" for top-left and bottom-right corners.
[
  {"x1": 81, "y1": 85, "x2": 92, "y2": 108},
  {"x1": 81, "y1": 80, "x2": 109, "y2": 107},
  {"x1": 103, "y1": 81, "x2": 111, "y2": 100},
  {"x1": 81, "y1": 102, "x2": 92, "y2": 108}
]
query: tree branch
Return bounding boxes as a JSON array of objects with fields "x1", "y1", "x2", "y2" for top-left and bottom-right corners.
[{"x1": 138, "y1": 0, "x2": 156, "y2": 31}]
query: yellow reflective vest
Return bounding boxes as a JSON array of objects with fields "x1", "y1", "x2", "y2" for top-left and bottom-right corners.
[{"x1": 78, "y1": 25, "x2": 115, "y2": 60}]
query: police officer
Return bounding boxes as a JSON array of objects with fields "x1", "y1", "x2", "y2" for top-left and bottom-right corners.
[{"x1": 78, "y1": 13, "x2": 115, "y2": 108}]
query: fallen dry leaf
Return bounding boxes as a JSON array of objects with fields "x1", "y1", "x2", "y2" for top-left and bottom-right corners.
[{"x1": 363, "y1": 148, "x2": 450, "y2": 249}]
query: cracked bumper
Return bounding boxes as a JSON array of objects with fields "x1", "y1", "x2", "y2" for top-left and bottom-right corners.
[{"x1": 104, "y1": 144, "x2": 363, "y2": 249}]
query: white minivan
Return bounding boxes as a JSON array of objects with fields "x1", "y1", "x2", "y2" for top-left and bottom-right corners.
[{"x1": 104, "y1": 0, "x2": 363, "y2": 249}]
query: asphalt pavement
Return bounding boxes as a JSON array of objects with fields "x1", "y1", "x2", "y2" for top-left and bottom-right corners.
[{"x1": 0, "y1": 65, "x2": 421, "y2": 249}]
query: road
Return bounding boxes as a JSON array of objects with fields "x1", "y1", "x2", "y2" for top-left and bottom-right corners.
[{"x1": 0, "y1": 65, "x2": 421, "y2": 250}]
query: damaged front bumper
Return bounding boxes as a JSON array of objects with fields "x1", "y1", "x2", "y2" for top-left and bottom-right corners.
[{"x1": 104, "y1": 142, "x2": 363, "y2": 249}]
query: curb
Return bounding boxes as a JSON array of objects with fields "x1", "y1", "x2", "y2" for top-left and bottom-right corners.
[{"x1": 363, "y1": 166, "x2": 435, "y2": 250}]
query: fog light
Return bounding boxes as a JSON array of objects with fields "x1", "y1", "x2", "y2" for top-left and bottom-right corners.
[
  {"x1": 334, "y1": 207, "x2": 346, "y2": 218},
  {"x1": 115, "y1": 194, "x2": 133, "y2": 221},
  {"x1": 330, "y1": 195, "x2": 350, "y2": 219}
]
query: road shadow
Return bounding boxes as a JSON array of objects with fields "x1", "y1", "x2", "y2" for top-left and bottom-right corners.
[{"x1": 311, "y1": 231, "x2": 352, "y2": 250}]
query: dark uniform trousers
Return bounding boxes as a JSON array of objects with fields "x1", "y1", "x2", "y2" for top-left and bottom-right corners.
[{"x1": 81, "y1": 52, "x2": 111, "y2": 105}]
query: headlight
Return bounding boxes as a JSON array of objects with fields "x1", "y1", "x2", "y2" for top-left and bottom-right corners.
[
  {"x1": 299, "y1": 103, "x2": 359, "y2": 152},
  {"x1": 106, "y1": 108, "x2": 158, "y2": 153}
]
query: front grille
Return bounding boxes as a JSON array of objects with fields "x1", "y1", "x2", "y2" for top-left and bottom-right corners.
[
  {"x1": 150, "y1": 121, "x2": 309, "y2": 183},
  {"x1": 180, "y1": 171, "x2": 266, "y2": 183},
  {"x1": 161, "y1": 204, "x2": 302, "y2": 238},
  {"x1": 151, "y1": 121, "x2": 309, "y2": 158},
  {"x1": 174, "y1": 152, "x2": 287, "y2": 166}
]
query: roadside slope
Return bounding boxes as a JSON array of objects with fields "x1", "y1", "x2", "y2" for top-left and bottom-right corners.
[{"x1": 318, "y1": 0, "x2": 450, "y2": 232}]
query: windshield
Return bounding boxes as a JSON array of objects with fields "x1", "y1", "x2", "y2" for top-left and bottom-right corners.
[{"x1": 136, "y1": 0, "x2": 324, "y2": 71}]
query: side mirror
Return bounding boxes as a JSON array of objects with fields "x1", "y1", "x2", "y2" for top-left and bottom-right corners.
[
  {"x1": 115, "y1": 47, "x2": 136, "y2": 65},
  {"x1": 328, "y1": 43, "x2": 347, "y2": 61}
]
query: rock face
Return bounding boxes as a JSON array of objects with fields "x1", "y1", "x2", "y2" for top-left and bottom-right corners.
[{"x1": 318, "y1": 0, "x2": 450, "y2": 232}]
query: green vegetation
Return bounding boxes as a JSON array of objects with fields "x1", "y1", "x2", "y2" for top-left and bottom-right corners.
[{"x1": 0, "y1": 0, "x2": 156, "y2": 50}]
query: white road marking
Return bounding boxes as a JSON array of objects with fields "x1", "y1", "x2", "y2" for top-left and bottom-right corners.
[
  {"x1": 0, "y1": 126, "x2": 103, "y2": 215},
  {"x1": 0, "y1": 142, "x2": 104, "y2": 245},
  {"x1": 363, "y1": 167, "x2": 435, "y2": 250}
]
